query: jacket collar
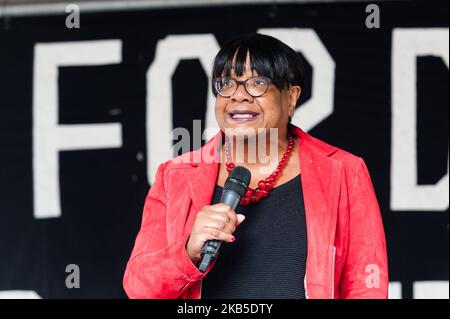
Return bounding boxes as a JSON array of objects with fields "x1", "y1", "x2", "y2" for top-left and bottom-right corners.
[{"x1": 182, "y1": 124, "x2": 338, "y2": 213}]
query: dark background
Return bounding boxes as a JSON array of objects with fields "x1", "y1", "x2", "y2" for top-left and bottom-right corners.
[{"x1": 0, "y1": 0, "x2": 448, "y2": 298}]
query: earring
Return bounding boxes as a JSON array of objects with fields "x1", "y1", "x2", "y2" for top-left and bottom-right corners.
[{"x1": 288, "y1": 107, "x2": 295, "y2": 123}]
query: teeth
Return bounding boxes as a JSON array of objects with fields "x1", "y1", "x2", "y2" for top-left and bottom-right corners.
[{"x1": 231, "y1": 113, "x2": 256, "y2": 119}]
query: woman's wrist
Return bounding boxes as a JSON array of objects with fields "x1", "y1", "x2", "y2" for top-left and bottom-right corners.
[
  {"x1": 185, "y1": 237, "x2": 201, "y2": 266},
  {"x1": 189, "y1": 254, "x2": 200, "y2": 266}
]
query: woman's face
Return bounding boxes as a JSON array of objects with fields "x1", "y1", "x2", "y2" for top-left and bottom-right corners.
[{"x1": 215, "y1": 54, "x2": 301, "y2": 138}]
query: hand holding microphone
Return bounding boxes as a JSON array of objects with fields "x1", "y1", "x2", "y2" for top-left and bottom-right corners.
[
  {"x1": 185, "y1": 166, "x2": 251, "y2": 272},
  {"x1": 185, "y1": 204, "x2": 245, "y2": 265}
]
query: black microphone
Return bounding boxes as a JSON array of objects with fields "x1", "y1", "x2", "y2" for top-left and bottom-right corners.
[{"x1": 198, "y1": 166, "x2": 251, "y2": 273}]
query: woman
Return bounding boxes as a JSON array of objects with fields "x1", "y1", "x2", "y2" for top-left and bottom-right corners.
[{"x1": 123, "y1": 33, "x2": 388, "y2": 299}]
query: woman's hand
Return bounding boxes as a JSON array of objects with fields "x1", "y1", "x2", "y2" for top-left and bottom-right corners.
[{"x1": 186, "y1": 203, "x2": 246, "y2": 266}]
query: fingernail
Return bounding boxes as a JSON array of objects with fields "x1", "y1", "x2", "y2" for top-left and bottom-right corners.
[{"x1": 230, "y1": 236, "x2": 236, "y2": 242}]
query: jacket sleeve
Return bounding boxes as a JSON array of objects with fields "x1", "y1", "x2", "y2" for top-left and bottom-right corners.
[
  {"x1": 123, "y1": 163, "x2": 211, "y2": 299},
  {"x1": 339, "y1": 158, "x2": 389, "y2": 299}
]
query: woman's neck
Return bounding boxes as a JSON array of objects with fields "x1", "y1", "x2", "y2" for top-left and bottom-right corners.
[{"x1": 223, "y1": 129, "x2": 290, "y2": 172}]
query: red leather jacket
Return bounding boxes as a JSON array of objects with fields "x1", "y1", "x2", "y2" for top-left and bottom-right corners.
[{"x1": 123, "y1": 125, "x2": 389, "y2": 299}]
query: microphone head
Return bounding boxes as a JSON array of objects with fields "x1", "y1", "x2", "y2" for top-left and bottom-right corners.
[{"x1": 224, "y1": 166, "x2": 251, "y2": 198}]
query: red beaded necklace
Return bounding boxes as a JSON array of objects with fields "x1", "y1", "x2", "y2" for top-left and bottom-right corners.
[{"x1": 225, "y1": 134, "x2": 295, "y2": 205}]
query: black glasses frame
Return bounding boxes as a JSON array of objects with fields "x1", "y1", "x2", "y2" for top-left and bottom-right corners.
[{"x1": 213, "y1": 75, "x2": 273, "y2": 98}]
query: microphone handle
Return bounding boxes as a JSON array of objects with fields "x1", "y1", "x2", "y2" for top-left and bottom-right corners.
[{"x1": 198, "y1": 190, "x2": 241, "y2": 273}]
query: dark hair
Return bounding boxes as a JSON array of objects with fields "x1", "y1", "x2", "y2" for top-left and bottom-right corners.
[{"x1": 211, "y1": 33, "x2": 305, "y2": 105}]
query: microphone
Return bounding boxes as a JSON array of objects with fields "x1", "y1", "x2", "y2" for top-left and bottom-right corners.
[{"x1": 198, "y1": 166, "x2": 251, "y2": 273}]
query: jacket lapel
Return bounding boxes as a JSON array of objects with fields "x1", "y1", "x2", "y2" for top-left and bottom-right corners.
[
  {"x1": 293, "y1": 126, "x2": 342, "y2": 298},
  {"x1": 182, "y1": 132, "x2": 222, "y2": 232}
]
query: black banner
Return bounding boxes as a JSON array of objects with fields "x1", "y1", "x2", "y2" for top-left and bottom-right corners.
[{"x1": 0, "y1": 0, "x2": 448, "y2": 298}]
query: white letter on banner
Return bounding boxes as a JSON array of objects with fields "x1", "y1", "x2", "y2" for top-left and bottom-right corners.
[
  {"x1": 413, "y1": 281, "x2": 449, "y2": 299},
  {"x1": 0, "y1": 290, "x2": 42, "y2": 299},
  {"x1": 391, "y1": 29, "x2": 449, "y2": 211},
  {"x1": 258, "y1": 28, "x2": 335, "y2": 132},
  {"x1": 147, "y1": 34, "x2": 220, "y2": 184},
  {"x1": 33, "y1": 40, "x2": 123, "y2": 219}
]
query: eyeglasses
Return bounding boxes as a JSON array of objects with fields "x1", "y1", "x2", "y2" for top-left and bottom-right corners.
[{"x1": 213, "y1": 75, "x2": 272, "y2": 98}]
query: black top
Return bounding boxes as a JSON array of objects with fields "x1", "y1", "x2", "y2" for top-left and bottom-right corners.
[{"x1": 201, "y1": 174, "x2": 307, "y2": 299}]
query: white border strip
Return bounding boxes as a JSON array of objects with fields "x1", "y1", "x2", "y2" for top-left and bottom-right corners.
[{"x1": 0, "y1": 0, "x2": 377, "y2": 18}]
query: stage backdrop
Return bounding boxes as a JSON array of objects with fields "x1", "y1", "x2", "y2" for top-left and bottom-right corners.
[{"x1": 0, "y1": 0, "x2": 448, "y2": 299}]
